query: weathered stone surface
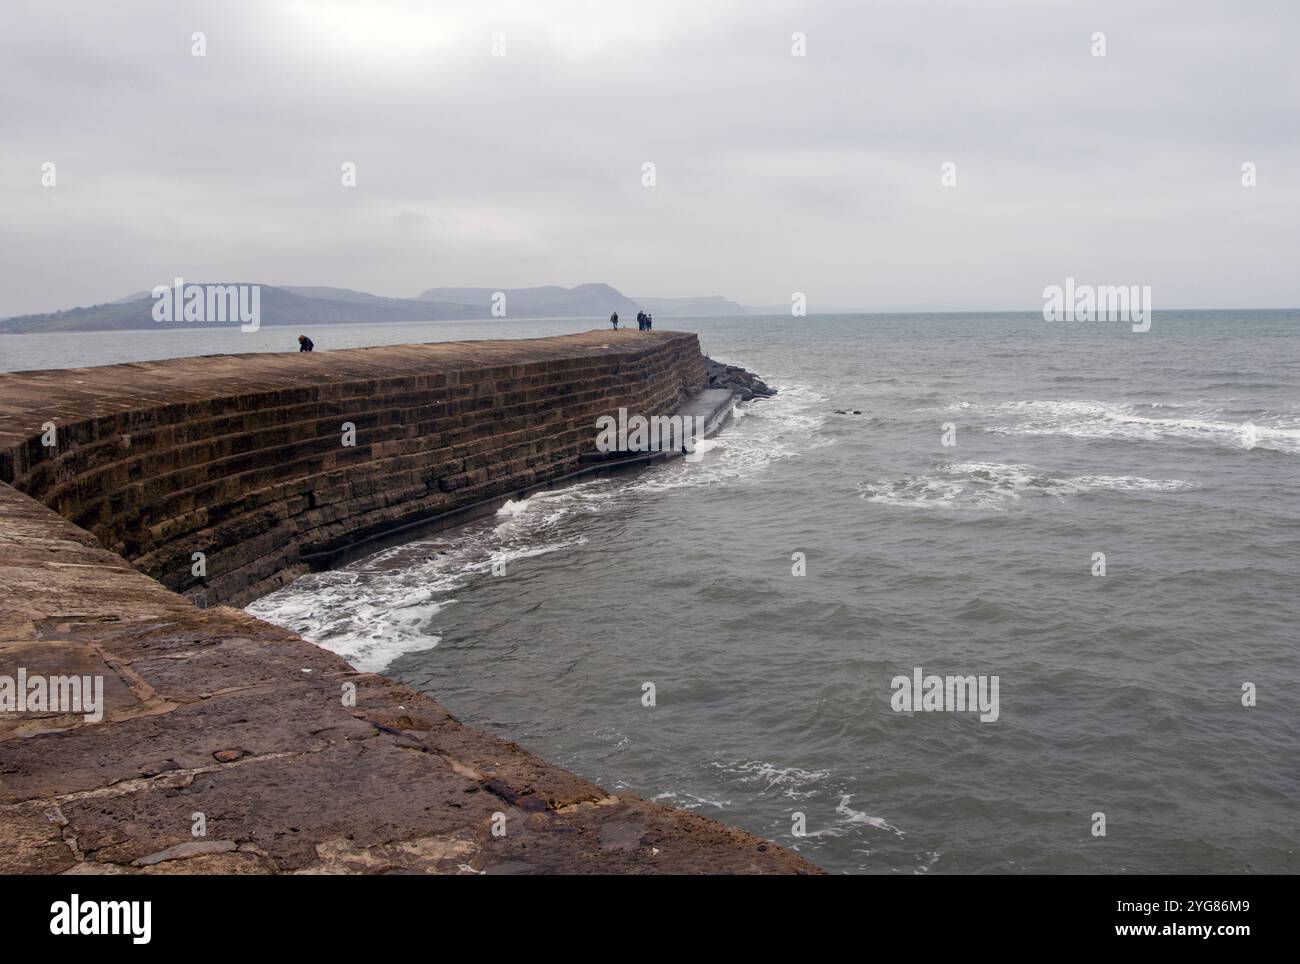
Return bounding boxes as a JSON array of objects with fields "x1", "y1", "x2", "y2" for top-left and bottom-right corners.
[
  {"x1": 1, "y1": 331, "x2": 709, "y2": 607},
  {"x1": 0, "y1": 333, "x2": 820, "y2": 875}
]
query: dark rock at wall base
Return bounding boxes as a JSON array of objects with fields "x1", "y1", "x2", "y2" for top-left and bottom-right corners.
[{"x1": 702, "y1": 356, "x2": 777, "y2": 402}]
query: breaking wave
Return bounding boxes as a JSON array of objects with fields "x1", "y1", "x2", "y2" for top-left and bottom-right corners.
[
  {"x1": 248, "y1": 383, "x2": 827, "y2": 672},
  {"x1": 966, "y1": 399, "x2": 1300, "y2": 454},
  {"x1": 858, "y1": 460, "x2": 1194, "y2": 510}
]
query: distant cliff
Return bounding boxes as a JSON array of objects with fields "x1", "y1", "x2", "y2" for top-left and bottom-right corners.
[
  {"x1": 0, "y1": 285, "x2": 488, "y2": 334},
  {"x1": 2, "y1": 282, "x2": 756, "y2": 333}
]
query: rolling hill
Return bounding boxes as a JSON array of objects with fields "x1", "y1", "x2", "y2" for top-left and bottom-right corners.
[{"x1": 1, "y1": 283, "x2": 755, "y2": 333}]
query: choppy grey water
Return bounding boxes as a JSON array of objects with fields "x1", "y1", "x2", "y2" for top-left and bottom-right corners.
[{"x1": 8, "y1": 312, "x2": 1298, "y2": 874}]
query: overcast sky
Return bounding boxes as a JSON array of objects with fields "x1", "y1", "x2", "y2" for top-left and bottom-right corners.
[{"x1": 1, "y1": 0, "x2": 1297, "y2": 316}]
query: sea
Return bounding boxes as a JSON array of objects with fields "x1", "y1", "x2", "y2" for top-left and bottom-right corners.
[{"x1": 5, "y1": 310, "x2": 1297, "y2": 874}]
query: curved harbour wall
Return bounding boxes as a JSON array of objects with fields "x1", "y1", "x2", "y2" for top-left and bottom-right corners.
[
  {"x1": 1, "y1": 331, "x2": 706, "y2": 607},
  {"x1": 0, "y1": 331, "x2": 818, "y2": 874}
]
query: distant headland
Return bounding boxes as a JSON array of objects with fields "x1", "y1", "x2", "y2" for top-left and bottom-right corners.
[{"x1": 0, "y1": 282, "x2": 765, "y2": 334}]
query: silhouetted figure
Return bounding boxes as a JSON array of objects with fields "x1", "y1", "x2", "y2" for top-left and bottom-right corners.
[
  {"x1": 610, "y1": 312, "x2": 619, "y2": 330},
  {"x1": 637, "y1": 310, "x2": 647, "y2": 331},
  {"x1": 298, "y1": 335, "x2": 314, "y2": 352},
  {"x1": 646, "y1": 313, "x2": 653, "y2": 331}
]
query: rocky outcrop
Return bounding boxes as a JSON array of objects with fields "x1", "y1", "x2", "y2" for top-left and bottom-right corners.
[
  {"x1": 703, "y1": 356, "x2": 776, "y2": 401},
  {"x1": 0, "y1": 330, "x2": 821, "y2": 875}
]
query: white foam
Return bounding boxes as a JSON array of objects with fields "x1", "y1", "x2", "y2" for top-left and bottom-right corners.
[
  {"x1": 795, "y1": 794, "x2": 905, "y2": 840},
  {"x1": 247, "y1": 504, "x2": 584, "y2": 673},
  {"x1": 710, "y1": 759, "x2": 831, "y2": 800},
  {"x1": 489, "y1": 538, "x2": 586, "y2": 568},
  {"x1": 247, "y1": 578, "x2": 449, "y2": 673},
  {"x1": 651, "y1": 790, "x2": 732, "y2": 810},
  {"x1": 979, "y1": 399, "x2": 1300, "y2": 454},
  {"x1": 628, "y1": 382, "x2": 830, "y2": 494},
  {"x1": 688, "y1": 437, "x2": 723, "y2": 457},
  {"x1": 1070, "y1": 475, "x2": 1196, "y2": 492},
  {"x1": 833, "y1": 794, "x2": 905, "y2": 836},
  {"x1": 858, "y1": 461, "x2": 1194, "y2": 510},
  {"x1": 249, "y1": 383, "x2": 825, "y2": 673}
]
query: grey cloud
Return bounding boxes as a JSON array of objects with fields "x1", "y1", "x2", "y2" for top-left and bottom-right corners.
[{"x1": 0, "y1": 0, "x2": 1296, "y2": 316}]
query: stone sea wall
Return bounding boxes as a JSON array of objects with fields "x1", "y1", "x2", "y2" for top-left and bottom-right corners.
[
  {"x1": 0, "y1": 330, "x2": 819, "y2": 874},
  {"x1": 0, "y1": 331, "x2": 706, "y2": 607}
]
